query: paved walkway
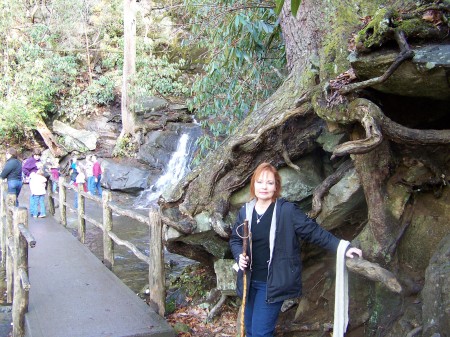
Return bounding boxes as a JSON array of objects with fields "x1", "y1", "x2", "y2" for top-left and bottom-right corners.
[{"x1": 24, "y1": 205, "x2": 175, "y2": 337}]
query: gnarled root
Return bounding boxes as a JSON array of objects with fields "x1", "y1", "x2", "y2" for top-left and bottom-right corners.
[
  {"x1": 331, "y1": 113, "x2": 383, "y2": 159},
  {"x1": 332, "y1": 98, "x2": 450, "y2": 158},
  {"x1": 346, "y1": 258, "x2": 402, "y2": 293},
  {"x1": 339, "y1": 30, "x2": 414, "y2": 95},
  {"x1": 308, "y1": 159, "x2": 354, "y2": 218}
]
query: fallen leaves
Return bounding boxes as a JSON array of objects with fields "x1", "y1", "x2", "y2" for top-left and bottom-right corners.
[{"x1": 167, "y1": 303, "x2": 238, "y2": 337}]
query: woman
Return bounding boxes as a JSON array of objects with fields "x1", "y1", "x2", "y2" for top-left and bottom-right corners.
[
  {"x1": 229, "y1": 162, "x2": 362, "y2": 337},
  {"x1": 0, "y1": 148, "x2": 23, "y2": 206},
  {"x1": 22, "y1": 150, "x2": 41, "y2": 183}
]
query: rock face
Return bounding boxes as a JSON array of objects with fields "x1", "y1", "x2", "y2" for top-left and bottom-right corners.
[
  {"x1": 316, "y1": 168, "x2": 366, "y2": 231},
  {"x1": 137, "y1": 123, "x2": 202, "y2": 172},
  {"x1": 421, "y1": 233, "x2": 450, "y2": 336},
  {"x1": 350, "y1": 43, "x2": 450, "y2": 100},
  {"x1": 101, "y1": 160, "x2": 150, "y2": 193},
  {"x1": 53, "y1": 120, "x2": 99, "y2": 152}
]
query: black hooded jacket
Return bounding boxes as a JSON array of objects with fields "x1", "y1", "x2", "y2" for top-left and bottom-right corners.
[{"x1": 229, "y1": 198, "x2": 341, "y2": 303}]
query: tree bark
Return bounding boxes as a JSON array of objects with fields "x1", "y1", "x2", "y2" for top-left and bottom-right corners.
[{"x1": 120, "y1": 0, "x2": 137, "y2": 137}]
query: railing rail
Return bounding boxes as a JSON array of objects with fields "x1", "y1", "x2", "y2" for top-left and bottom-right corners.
[
  {"x1": 48, "y1": 177, "x2": 165, "y2": 316},
  {"x1": 0, "y1": 182, "x2": 36, "y2": 337}
]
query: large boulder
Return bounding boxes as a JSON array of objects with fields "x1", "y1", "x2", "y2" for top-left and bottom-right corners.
[
  {"x1": 53, "y1": 120, "x2": 99, "y2": 152},
  {"x1": 350, "y1": 43, "x2": 450, "y2": 100},
  {"x1": 101, "y1": 160, "x2": 150, "y2": 193},
  {"x1": 421, "y1": 233, "x2": 450, "y2": 336},
  {"x1": 316, "y1": 168, "x2": 366, "y2": 231}
]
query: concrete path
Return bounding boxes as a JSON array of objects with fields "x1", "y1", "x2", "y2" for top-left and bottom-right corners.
[{"x1": 25, "y1": 213, "x2": 175, "y2": 337}]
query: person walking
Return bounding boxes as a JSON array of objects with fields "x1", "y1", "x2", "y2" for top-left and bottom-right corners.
[
  {"x1": 69, "y1": 157, "x2": 78, "y2": 185},
  {"x1": 29, "y1": 168, "x2": 47, "y2": 218},
  {"x1": 22, "y1": 150, "x2": 41, "y2": 183},
  {"x1": 0, "y1": 148, "x2": 23, "y2": 206},
  {"x1": 229, "y1": 162, "x2": 362, "y2": 337},
  {"x1": 74, "y1": 164, "x2": 87, "y2": 209},
  {"x1": 84, "y1": 155, "x2": 95, "y2": 194},
  {"x1": 91, "y1": 155, "x2": 102, "y2": 196},
  {"x1": 50, "y1": 159, "x2": 60, "y2": 193}
]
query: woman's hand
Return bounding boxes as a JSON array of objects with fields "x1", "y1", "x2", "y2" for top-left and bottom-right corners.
[
  {"x1": 239, "y1": 254, "x2": 249, "y2": 270},
  {"x1": 346, "y1": 247, "x2": 362, "y2": 259}
]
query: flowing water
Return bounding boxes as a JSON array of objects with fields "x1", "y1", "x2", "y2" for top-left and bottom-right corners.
[
  {"x1": 62, "y1": 130, "x2": 201, "y2": 294},
  {"x1": 133, "y1": 133, "x2": 193, "y2": 209}
]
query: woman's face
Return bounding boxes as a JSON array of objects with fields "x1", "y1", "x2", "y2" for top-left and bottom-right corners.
[{"x1": 254, "y1": 170, "x2": 276, "y2": 202}]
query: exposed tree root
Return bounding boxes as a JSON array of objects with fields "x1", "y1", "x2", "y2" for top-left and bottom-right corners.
[
  {"x1": 331, "y1": 113, "x2": 383, "y2": 159},
  {"x1": 308, "y1": 159, "x2": 354, "y2": 218},
  {"x1": 331, "y1": 98, "x2": 450, "y2": 158},
  {"x1": 339, "y1": 31, "x2": 414, "y2": 95},
  {"x1": 346, "y1": 258, "x2": 402, "y2": 293}
]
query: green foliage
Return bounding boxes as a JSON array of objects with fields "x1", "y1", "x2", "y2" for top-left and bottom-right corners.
[
  {"x1": 169, "y1": 265, "x2": 215, "y2": 300},
  {"x1": 274, "y1": 0, "x2": 302, "y2": 16},
  {"x1": 134, "y1": 55, "x2": 189, "y2": 99},
  {"x1": 184, "y1": 0, "x2": 286, "y2": 162},
  {"x1": 87, "y1": 76, "x2": 117, "y2": 106},
  {"x1": 113, "y1": 134, "x2": 137, "y2": 157},
  {"x1": 0, "y1": 100, "x2": 37, "y2": 141}
]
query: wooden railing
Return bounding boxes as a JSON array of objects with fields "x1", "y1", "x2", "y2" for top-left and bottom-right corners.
[
  {"x1": 47, "y1": 177, "x2": 165, "y2": 316},
  {"x1": 0, "y1": 183, "x2": 36, "y2": 337}
]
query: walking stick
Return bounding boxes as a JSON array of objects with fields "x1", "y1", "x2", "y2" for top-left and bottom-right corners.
[{"x1": 239, "y1": 219, "x2": 249, "y2": 337}]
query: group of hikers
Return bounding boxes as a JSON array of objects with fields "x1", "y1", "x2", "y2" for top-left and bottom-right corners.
[{"x1": 0, "y1": 147, "x2": 103, "y2": 217}]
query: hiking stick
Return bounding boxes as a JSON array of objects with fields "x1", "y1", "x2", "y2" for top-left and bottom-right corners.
[{"x1": 239, "y1": 219, "x2": 249, "y2": 337}]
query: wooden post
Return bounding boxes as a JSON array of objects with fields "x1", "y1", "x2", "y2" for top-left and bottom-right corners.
[
  {"x1": 77, "y1": 184, "x2": 86, "y2": 243},
  {"x1": 102, "y1": 190, "x2": 114, "y2": 269},
  {"x1": 12, "y1": 207, "x2": 29, "y2": 337},
  {"x1": 148, "y1": 207, "x2": 165, "y2": 316},
  {"x1": 6, "y1": 193, "x2": 16, "y2": 304},
  {"x1": 0, "y1": 182, "x2": 7, "y2": 269},
  {"x1": 59, "y1": 177, "x2": 67, "y2": 227},
  {"x1": 47, "y1": 180, "x2": 55, "y2": 216}
]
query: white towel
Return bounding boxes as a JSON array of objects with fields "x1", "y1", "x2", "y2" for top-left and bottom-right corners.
[{"x1": 334, "y1": 240, "x2": 350, "y2": 337}]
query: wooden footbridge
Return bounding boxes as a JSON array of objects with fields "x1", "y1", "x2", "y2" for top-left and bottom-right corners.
[{"x1": 0, "y1": 180, "x2": 175, "y2": 337}]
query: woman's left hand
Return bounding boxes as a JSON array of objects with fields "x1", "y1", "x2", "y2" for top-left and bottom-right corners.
[{"x1": 346, "y1": 247, "x2": 362, "y2": 259}]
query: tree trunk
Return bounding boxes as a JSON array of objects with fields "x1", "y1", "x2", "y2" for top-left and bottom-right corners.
[
  {"x1": 120, "y1": 0, "x2": 137, "y2": 137},
  {"x1": 159, "y1": 0, "x2": 450, "y2": 335}
]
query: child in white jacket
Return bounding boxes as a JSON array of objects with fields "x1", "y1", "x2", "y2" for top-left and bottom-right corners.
[{"x1": 29, "y1": 168, "x2": 47, "y2": 218}]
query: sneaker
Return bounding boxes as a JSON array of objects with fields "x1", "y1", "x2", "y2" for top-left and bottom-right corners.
[
  {"x1": 38, "y1": 214, "x2": 46, "y2": 218},
  {"x1": 32, "y1": 215, "x2": 38, "y2": 218}
]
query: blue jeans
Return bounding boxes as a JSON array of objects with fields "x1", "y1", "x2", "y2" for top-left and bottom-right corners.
[
  {"x1": 93, "y1": 175, "x2": 102, "y2": 195},
  {"x1": 7, "y1": 179, "x2": 22, "y2": 206},
  {"x1": 30, "y1": 195, "x2": 46, "y2": 217},
  {"x1": 87, "y1": 177, "x2": 95, "y2": 194},
  {"x1": 244, "y1": 280, "x2": 283, "y2": 337}
]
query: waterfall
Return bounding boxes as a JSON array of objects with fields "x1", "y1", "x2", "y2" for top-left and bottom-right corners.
[{"x1": 134, "y1": 133, "x2": 191, "y2": 208}]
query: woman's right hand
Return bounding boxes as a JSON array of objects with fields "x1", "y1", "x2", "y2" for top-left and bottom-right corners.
[{"x1": 239, "y1": 254, "x2": 249, "y2": 270}]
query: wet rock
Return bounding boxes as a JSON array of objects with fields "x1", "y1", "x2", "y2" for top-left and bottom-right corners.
[{"x1": 137, "y1": 122, "x2": 201, "y2": 170}]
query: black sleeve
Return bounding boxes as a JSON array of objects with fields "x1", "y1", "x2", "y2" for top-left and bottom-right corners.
[{"x1": 229, "y1": 207, "x2": 246, "y2": 262}]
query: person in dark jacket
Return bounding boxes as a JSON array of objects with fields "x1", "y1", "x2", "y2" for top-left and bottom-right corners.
[
  {"x1": 229, "y1": 162, "x2": 362, "y2": 337},
  {"x1": 0, "y1": 148, "x2": 23, "y2": 206}
]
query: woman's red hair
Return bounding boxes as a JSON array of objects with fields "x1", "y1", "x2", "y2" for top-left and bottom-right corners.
[{"x1": 249, "y1": 162, "x2": 282, "y2": 202}]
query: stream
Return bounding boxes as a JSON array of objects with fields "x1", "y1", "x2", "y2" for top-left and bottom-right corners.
[{"x1": 59, "y1": 131, "x2": 200, "y2": 294}]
